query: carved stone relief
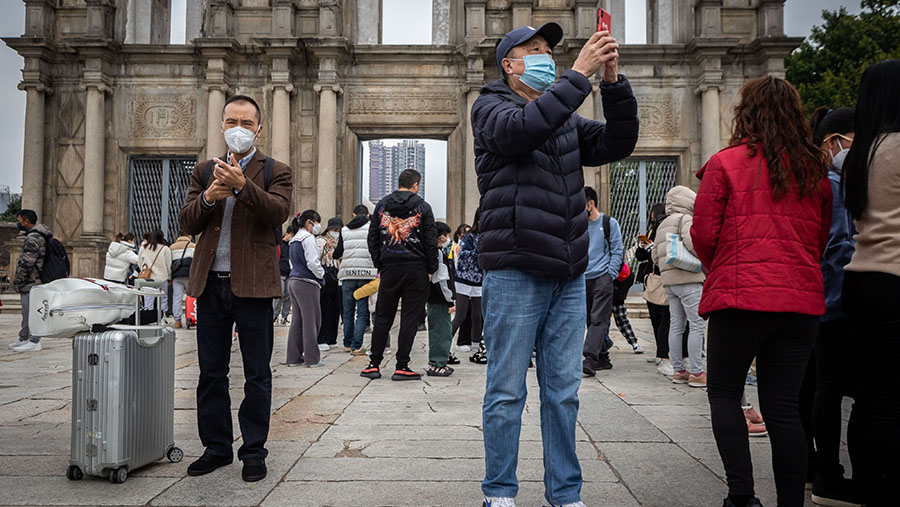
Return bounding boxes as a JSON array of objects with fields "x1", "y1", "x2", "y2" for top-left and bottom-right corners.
[
  {"x1": 128, "y1": 95, "x2": 197, "y2": 138},
  {"x1": 58, "y1": 93, "x2": 85, "y2": 139},
  {"x1": 636, "y1": 96, "x2": 682, "y2": 139},
  {"x1": 348, "y1": 92, "x2": 458, "y2": 116}
]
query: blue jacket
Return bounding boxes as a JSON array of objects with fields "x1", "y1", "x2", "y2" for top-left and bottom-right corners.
[
  {"x1": 455, "y1": 232, "x2": 483, "y2": 286},
  {"x1": 472, "y1": 70, "x2": 639, "y2": 280},
  {"x1": 585, "y1": 213, "x2": 623, "y2": 280},
  {"x1": 822, "y1": 169, "x2": 856, "y2": 321}
]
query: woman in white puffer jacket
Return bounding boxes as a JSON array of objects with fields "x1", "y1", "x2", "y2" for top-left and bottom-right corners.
[{"x1": 104, "y1": 232, "x2": 139, "y2": 283}]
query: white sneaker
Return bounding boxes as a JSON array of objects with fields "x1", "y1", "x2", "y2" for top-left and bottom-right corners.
[
  {"x1": 657, "y1": 359, "x2": 674, "y2": 377},
  {"x1": 13, "y1": 341, "x2": 42, "y2": 353},
  {"x1": 317, "y1": 343, "x2": 330, "y2": 351},
  {"x1": 384, "y1": 347, "x2": 391, "y2": 355},
  {"x1": 456, "y1": 344, "x2": 472, "y2": 352},
  {"x1": 648, "y1": 355, "x2": 659, "y2": 363},
  {"x1": 632, "y1": 344, "x2": 644, "y2": 354},
  {"x1": 8, "y1": 340, "x2": 26, "y2": 350},
  {"x1": 484, "y1": 498, "x2": 516, "y2": 507},
  {"x1": 543, "y1": 501, "x2": 587, "y2": 507}
]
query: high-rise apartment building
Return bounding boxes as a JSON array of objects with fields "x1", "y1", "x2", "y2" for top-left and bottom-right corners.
[{"x1": 368, "y1": 140, "x2": 426, "y2": 203}]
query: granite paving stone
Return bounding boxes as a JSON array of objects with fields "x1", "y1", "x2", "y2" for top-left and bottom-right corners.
[{"x1": 0, "y1": 313, "x2": 850, "y2": 506}]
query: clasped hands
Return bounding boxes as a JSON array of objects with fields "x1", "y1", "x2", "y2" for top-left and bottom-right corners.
[{"x1": 205, "y1": 154, "x2": 247, "y2": 202}]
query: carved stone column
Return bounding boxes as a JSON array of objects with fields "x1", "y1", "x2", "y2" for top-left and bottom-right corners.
[
  {"x1": 314, "y1": 83, "x2": 341, "y2": 219},
  {"x1": 271, "y1": 84, "x2": 293, "y2": 164},
  {"x1": 700, "y1": 84, "x2": 721, "y2": 166},
  {"x1": 19, "y1": 82, "x2": 48, "y2": 220},
  {"x1": 82, "y1": 82, "x2": 108, "y2": 236},
  {"x1": 206, "y1": 85, "x2": 227, "y2": 159},
  {"x1": 464, "y1": 88, "x2": 480, "y2": 225},
  {"x1": 186, "y1": 0, "x2": 206, "y2": 42}
]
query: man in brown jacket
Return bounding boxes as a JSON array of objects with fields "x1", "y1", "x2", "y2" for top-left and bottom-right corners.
[{"x1": 179, "y1": 95, "x2": 291, "y2": 482}]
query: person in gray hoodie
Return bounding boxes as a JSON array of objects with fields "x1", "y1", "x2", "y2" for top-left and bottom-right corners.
[{"x1": 652, "y1": 185, "x2": 707, "y2": 387}]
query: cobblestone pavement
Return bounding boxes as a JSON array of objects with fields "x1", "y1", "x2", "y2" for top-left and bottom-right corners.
[{"x1": 0, "y1": 312, "x2": 848, "y2": 506}]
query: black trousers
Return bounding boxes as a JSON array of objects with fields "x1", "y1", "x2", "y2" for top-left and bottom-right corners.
[
  {"x1": 707, "y1": 309, "x2": 817, "y2": 506},
  {"x1": 452, "y1": 294, "x2": 482, "y2": 346},
  {"x1": 843, "y1": 271, "x2": 900, "y2": 506},
  {"x1": 812, "y1": 318, "x2": 858, "y2": 480},
  {"x1": 369, "y1": 266, "x2": 428, "y2": 369},
  {"x1": 196, "y1": 274, "x2": 274, "y2": 460},
  {"x1": 647, "y1": 301, "x2": 688, "y2": 359},
  {"x1": 317, "y1": 289, "x2": 342, "y2": 345},
  {"x1": 584, "y1": 275, "x2": 614, "y2": 366}
]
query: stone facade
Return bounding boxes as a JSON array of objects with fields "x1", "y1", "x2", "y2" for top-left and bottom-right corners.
[{"x1": 4, "y1": 0, "x2": 800, "y2": 277}]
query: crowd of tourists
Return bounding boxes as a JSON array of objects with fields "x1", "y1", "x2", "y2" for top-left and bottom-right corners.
[{"x1": 5, "y1": 19, "x2": 898, "y2": 507}]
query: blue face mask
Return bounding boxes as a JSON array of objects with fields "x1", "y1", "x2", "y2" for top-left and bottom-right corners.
[
  {"x1": 510, "y1": 54, "x2": 556, "y2": 93},
  {"x1": 16, "y1": 223, "x2": 25, "y2": 232}
]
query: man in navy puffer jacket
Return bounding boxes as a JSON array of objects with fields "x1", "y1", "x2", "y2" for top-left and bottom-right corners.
[{"x1": 474, "y1": 22, "x2": 638, "y2": 507}]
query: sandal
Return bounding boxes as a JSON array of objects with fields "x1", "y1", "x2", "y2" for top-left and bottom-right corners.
[{"x1": 426, "y1": 366, "x2": 454, "y2": 377}]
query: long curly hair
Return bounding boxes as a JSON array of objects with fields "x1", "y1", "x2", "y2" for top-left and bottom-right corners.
[{"x1": 729, "y1": 76, "x2": 828, "y2": 200}]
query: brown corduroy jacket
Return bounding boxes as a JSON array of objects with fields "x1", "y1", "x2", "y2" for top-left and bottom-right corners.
[{"x1": 179, "y1": 150, "x2": 292, "y2": 298}]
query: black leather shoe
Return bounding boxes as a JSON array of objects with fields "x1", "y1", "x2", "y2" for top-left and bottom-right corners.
[
  {"x1": 582, "y1": 359, "x2": 596, "y2": 377},
  {"x1": 187, "y1": 451, "x2": 233, "y2": 476},
  {"x1": 242, "y1": 458, "x2": 267, "y2": 482}
]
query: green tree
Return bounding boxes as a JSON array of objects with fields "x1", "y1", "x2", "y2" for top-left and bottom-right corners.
[
  {"x1": 0, "y1": 194, "x2": 21, "y2": 222},
  {"x1": 786, "y1": 0, "x2": 900, "y2": 112}
]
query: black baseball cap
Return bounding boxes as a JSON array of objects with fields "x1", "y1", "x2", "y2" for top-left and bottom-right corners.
[{"x1": 495, "y1": 22, "x2": 564, "y2": 71}]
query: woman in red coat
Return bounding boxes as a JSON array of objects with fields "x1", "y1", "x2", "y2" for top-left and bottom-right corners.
[{"x1": 691, "y1": 76, "x2": 832, "y2": 507}]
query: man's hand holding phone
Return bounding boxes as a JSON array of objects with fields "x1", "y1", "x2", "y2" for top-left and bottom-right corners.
[{"x1": 572, "y1": 24, "x2": 619, "y2": 83}]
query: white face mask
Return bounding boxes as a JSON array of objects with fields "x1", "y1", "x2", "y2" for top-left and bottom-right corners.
[
  {"x1": 311, "y1": 223, "x2": 322, "y2": 235},
  {"x1": 328, "y1": 231, "x2": 340, "y2": 239},
  {"x1": 830, "y1": 137, "x2": 850, "y2": 171},
  {"x1": 223, "y1": 126, "x2": 259, "y2": 154}
]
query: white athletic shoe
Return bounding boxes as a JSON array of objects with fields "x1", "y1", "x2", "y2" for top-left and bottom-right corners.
[
  {"x1": 317, "y1": 343, "x2": 330, "y2": 351},
  {"x1": 484, "y1": 498, "x2": 517, "y2": 507},
  {"x1": 543, "y1": 501, "x2": 587, "y2": 507},
  {"x1": 456, "y1": 344, "x2": 472, "y2": 352},
  {"x1": 13, "y1": 341, "x2": 42, "y2": 353},
  {"x1": 632, "y1": 344, "x2": 644, "y2": 354},
  {"x1": 657, "y1": 359, "x2": 674, "y2": 377},
  {"x1": 8, "y1": 340, "x2": 26, "y2": 350}
]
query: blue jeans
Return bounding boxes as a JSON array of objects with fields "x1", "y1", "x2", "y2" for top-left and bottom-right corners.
[
  {"x1": 341, "y1": 280, "x2": 370, "y2": 350},
  {"x1": 481, "y1": 268, "x2": 585, "y2": 504}
]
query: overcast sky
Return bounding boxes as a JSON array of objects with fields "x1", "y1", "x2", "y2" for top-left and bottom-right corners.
[{"x1": 0, "y1": 0, "x2": 864, "y2": 197}]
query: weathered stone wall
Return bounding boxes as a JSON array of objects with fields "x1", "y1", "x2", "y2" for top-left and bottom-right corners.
[{"x1": 4, "y1": 0, "x2": 801, "y2": 276}]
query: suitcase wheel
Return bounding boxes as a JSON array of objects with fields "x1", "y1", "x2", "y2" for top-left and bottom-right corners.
[
  {"x1": 66, "y1": 465, "x2": 83, "y2": 481},
  {"x1": 167, "y1": 446, "x2": 184, "y2": 463},
  {"x1": 110, "y1": 467, "x2": 127, "y2": 484}
]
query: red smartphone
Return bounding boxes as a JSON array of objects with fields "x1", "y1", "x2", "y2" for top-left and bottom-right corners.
[{"x1": 598, "y1": 8, "x2": 612, "y2": 33}]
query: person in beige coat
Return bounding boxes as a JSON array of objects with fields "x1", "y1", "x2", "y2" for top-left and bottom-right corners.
[
  {"x1": 137, "y1": 229, "x2": 173, "y2": 312},
  {"x1": 651, "y1": 185, "x2": 707, "y2": 387}
]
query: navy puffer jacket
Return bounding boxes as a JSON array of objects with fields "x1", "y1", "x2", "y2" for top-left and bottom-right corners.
[{"x1": 472, "y1": 70, "x2": 639, "y2": 280}]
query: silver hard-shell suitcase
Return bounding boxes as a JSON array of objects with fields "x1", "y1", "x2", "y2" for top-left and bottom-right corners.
[{"x1": 66, "y1": 325, "x2": 182, "y2": 483}]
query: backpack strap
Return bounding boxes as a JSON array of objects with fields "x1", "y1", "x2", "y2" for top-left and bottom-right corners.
[
  {"x1": 263, "y1": 157, "x2": 273, "y2": 191},
  {"x1": 602, "y1": 213, "x2": 611, "y2": 246},
  {"x1": 201, "y1": 160, "x2": 216, "y2": 189}
]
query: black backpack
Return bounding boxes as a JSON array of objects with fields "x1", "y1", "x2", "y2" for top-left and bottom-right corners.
[
  {"x1": 201, "y1": 157, "x2": 281, "y2": 244},
  {"x1": 30, "y1": 230, "x2": 70, "y2": 283}
]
